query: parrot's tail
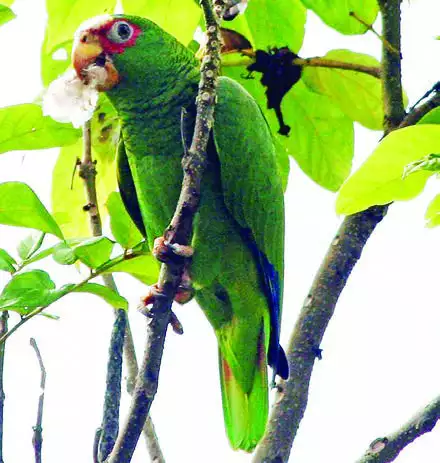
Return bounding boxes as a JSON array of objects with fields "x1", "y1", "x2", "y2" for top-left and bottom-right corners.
[{"x1": 219, "y1": 329, "x2": 269, "y2": 452}]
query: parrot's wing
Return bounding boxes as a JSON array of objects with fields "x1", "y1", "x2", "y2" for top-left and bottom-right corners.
[
  {"x1": 116, "y1": 137, "x2": 147, "y2": 238},
  {"x1": 213, "y1": 76, "x2": 287, "y2": 379}
]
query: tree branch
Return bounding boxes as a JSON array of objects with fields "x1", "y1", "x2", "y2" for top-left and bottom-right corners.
[
  {"x1": 238, "y1": 50, "x2": 381, "y2": 79},
  {"x1": 356, "y1": 396, "x2": 440, "y2": 463},
  {"x1": 254, "y1": 1, "x2": 407, "y2": 461},
  {"x1": 79, "y1": 123, "x2": 165, "y2": 461},
  {"x1": 105, "y1": 1, "x2": 225, "y2": 461},
  {"x1": 0, "y1": 312, "x2": 7, "y2": 463},
  {"x1": 30, "y1": 337, "x2": 46, "y2": 463}
]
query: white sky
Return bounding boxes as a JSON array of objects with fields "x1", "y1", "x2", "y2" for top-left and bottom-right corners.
[{"x1": 0, "y1": 0, "x2": 440, "y2": 462}]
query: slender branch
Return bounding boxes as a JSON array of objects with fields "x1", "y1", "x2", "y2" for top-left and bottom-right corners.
[
  {"x1": 0, "y1": 312, "x2": 7, "y2": 463},
  {"x1": 80, "y1": 122, "x2": 165, "y2": 460},
  {"x1": 254, "y1": 1, "x2": 406, "y2": 461},
  {"x1": 295, "y1": 57, "x2": 381, "y2": 78},
  {"x1": 356, "y1": 396, "x2": 440, "y2": 463},
  {"x1": 30, "y1": 337, "x2": 46, "y2": 463},
  {"x1": 98, "y1": 310, "x2": 126, "y2": 461},
  {"x1": 105, "y1": 1, "x2": 225, "y2": 461},
  {"x1": 349, "y1": 11, "x2": 400, "y2": 56},
  {"x1": 238, "y1": 49, "x2": 381, "y2": 79}
]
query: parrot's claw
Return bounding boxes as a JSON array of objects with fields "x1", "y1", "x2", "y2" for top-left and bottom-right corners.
[
  {"x1": 174, "y1": 267, "x2": 195, "y2": 304},
  {"x1": 139, "y1": 284, "x2": 184, "y2": 335},
  {"x1": 153, "y1": 236, "x2": 194, "y2": 264}
]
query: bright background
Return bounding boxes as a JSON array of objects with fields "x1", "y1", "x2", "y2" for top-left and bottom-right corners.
[{"x1": 0, "y1": 0, "x2": 440, "y2": 461}]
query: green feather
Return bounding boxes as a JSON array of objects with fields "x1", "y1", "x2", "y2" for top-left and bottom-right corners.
[{"x1": 98, "y1": 14, "x2": 285, "y2": 451}]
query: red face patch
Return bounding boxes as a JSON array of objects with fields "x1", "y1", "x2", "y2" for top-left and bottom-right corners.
[{"x1": 87, "y1": 19, "x2": 142, "y2": 55}]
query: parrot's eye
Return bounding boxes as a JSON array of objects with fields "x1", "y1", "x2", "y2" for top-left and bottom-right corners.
[{"x1": 107, "y1": 21, "x2": 134, "y2": 43}]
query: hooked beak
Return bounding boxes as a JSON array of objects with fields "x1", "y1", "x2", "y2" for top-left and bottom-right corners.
[{"x1": 72, "y1": 32, "x2": 120, "y2": 91}]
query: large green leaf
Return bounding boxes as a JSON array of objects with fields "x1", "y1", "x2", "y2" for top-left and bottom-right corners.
[
  {"x1": 106, "y1": 192, "x2": 143, "y2": 249},
  {"x1": 0, "y1": 5, "x2": 15, "y2": 26},
  {"x1": 122, "y1": 0, "x2": 201, "y2": 44},
  {"x1": 0, "y1": 270, "x2": 59, "y2": 311},
  {"x1": 226, "y1": 66, "x2": 354, "y2": 191},
  {"x1": 0, "y1": 104, "x2": 80, "y2": 154},
  {"x1": 336, "y1": 125, "x2": 440, "y2": 215},
  {"x1": 52, "y1": 139, "x2": 117, "y2": 238},
  {"x1": 72, "y1": 283, "x2": 128, "y2": 309},
  {"x1": 0, "y1": 182, "x2": 64, "y2": 238},
  {"x1": 225, "y1": 0, "x2": 306, "y2": 53},
  {"x1": 418, "y1": 107, "x2": 440, "y2": 125},
  {"x1": 73, "y1": 236, "x2": 114, "y2": 268},
  {"x1": 103, "y1": 253, "x2": 158, "y2": 284},
  {"x1": 302, "y1": 49, "x2": 383, "y2": 130},
  {"x1": 425, "y1": 194, "x2": 440, "y2": 228},
  {"x1": 300, "y1": 0, "x2": 379, "y2": 35},
  {"x1": 0, "y1": 249, "x2": 16, "y2": 274},
  {"x1": 41, "y1": 39, "x2": 72, "y2": 87}
]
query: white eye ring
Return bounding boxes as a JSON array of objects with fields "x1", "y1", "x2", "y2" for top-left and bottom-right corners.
[{"x1": 107, "y1": 21, "x2": 134, "y2": 43}]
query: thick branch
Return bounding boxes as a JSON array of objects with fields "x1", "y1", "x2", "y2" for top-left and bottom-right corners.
[
  {"x1": 0, "y1": 312, "x2": 7, "y2": 463},
  {"x1": 105, "y1": 1, "x2": 225, "y2": 461},
  {"x1": 356, "y1": 396, "x2": 440, "y2": 463},
  {"x1": 254, "y1": 2, "x2": 407, "y2": 461},
  {"x1": 378, "y1": 0, "x2": 405, "y2": 133},
  {"x1": 30, "y1": 337, "x2": 46, "y2": 463}
]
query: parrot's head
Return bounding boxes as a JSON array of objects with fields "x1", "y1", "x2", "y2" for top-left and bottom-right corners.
[{"x1": 72, "y1": 14, "x2": 174, "y2": 92}]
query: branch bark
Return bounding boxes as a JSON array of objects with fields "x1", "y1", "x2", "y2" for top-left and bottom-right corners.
[
  {"x1": 254, "y1": 2, "x2": 408, "y2": 461},
  {"x1": 79, "y1": 123, "x2": 165, "y2": 461},
  {"x1": 356, "y1": 396, "x2": 440, "y2": 463},
  {"x1": 0, "y1": 311, "x2": 7, "y2": 463},
  {"x1": 105, "y1": 1, "x2": 225, "y2": 461},
  {"x1": 30, "y1": 338, "x2": 46, "y2": 463}
]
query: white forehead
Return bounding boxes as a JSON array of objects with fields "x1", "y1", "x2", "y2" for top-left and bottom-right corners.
[{"x1": 74, "y1": 14, "x2": 112, "y2": 39}]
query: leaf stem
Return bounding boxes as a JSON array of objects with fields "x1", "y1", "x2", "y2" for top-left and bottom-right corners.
[{"x1": 0, "y1": 311, "x2": 7, "y2": 463}]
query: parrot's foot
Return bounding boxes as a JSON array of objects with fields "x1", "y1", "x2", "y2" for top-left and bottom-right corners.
[
  {"x1": 153, "y1": 237, "x2": 194, "y2": 264},
  {"x1": 139, "y1": 285, "x2": 184, "y2": 335},
  {"x1": 174, "y1": 267, "x2": 195, "y2": 304}
]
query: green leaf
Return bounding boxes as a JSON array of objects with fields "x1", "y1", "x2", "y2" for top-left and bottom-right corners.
[
  {"x1": 425, "y1": 194, "x2": 440, "y2": 228},
  {"x1": 122, "y1": 0, "x2": 201, "y2": 44},
  {"x1": 0, "y1": 104, "x2": 80, "y2": 154},
  {"x1": 225, "y1": 0, "x2": 306, "y2": 53},
  {"x1": 0, "y1": 5, "x2": 15, "y2": 26},
  {"x1": 403, "y1": 153, "x2": 440, "y2": 178},
  {"x1": 52, "y1": 140, "x2": 117, "y2": 238},
  {"x1": 73, "y1": 236, "x2": 114, "y2": 268},
  {"x1": 225, "y1": 66, "x2": 354, "y2": 190},
  {"x1": 300, "y1": 0, "x2": 379, "y2": 35},
  {"x1": 302, "y1": 50, "x2": 383, "y2": 130},
  {"x1": 52, "y1": 242, "x2": 78, "y2": 265},
  {"x1": 41, "y1": 39, "x2": 72, "y2": 87},
  {"x1": 336, "y1": 125, "x2": 440, "y2": 215},
  {"x1": 0, "y1": 182, "x2": 64, "y2": 238},
  {"x1": 0, "y1": 249, "x2": 16, "y2": 273},
  {"x1": 0, "y1": 270, "x2": 59, "y2": 311},
  {"x1": 103, "y1": 253, "x2": 158, "y2": 284},
  {"x1": 106, "y1": 192, "x2": 143, "y2": 249},
  {"x1": 72, "y1": 283, "x2": 128, "y2": 310},
  {"x1": 418, "y1": 107, "x2": 440, "y2": 125},
  {"x1": 91, "y1": 94, "x2": 120, "y2": 162},
  {"x1": 17, "y1": 232, "x2": 45, "y2": 261}
]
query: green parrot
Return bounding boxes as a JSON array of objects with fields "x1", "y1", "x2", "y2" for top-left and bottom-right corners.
[{"x1": 72, "y1": 14, "x2": 288, "y2": 451}]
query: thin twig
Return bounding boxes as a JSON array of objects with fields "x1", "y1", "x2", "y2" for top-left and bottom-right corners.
[
  {"x1": 239, "y1": 49, "x2": 381, "y2": 79},
  {"x1": 356, "y1": 396, "x2": 440, "y2": 463},
  {"x1": 80, "y1": 122, "x2": 165, "y2": 461},
  {"x1": 30, "y1": 338, "x2": 46, "y2": 463},
  {"x1": 105, "y1": 1, "x2": 225, "y2": 461},
  {"x1": 0, "y1": 312, "x2": 7, "y2": 463},
  {"x1": 254, "y1": 1, "x2": 407, "y2": 461},
  {"x1": 349, "y1": 11, "x2": 400, "y2": 56}
]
